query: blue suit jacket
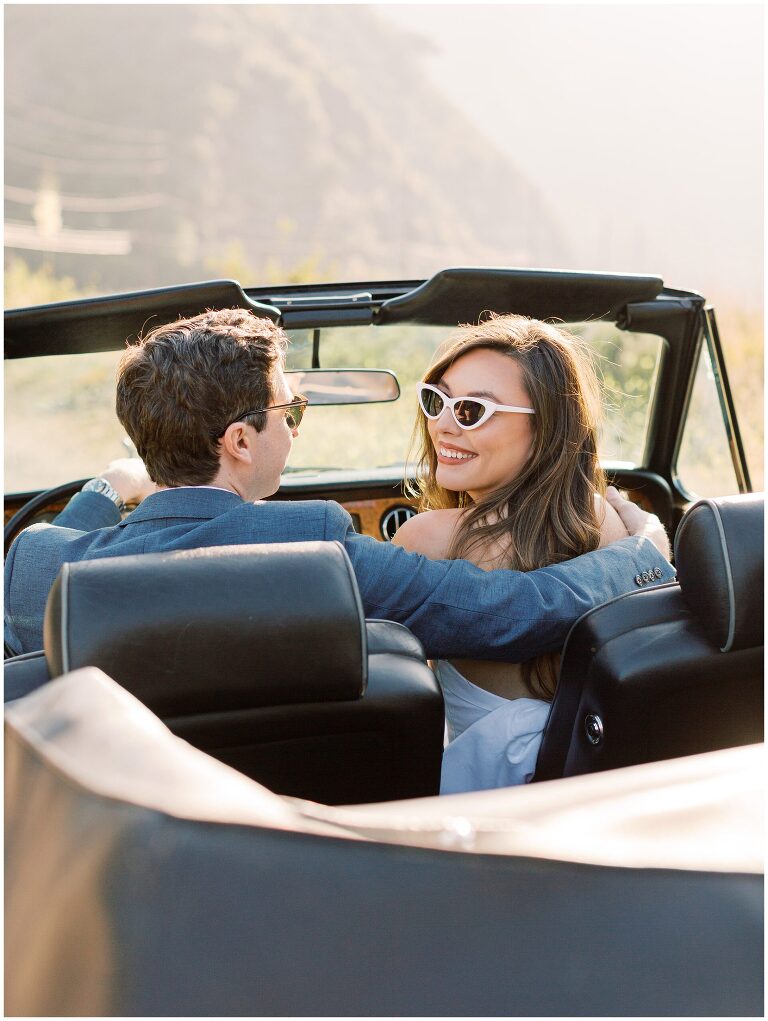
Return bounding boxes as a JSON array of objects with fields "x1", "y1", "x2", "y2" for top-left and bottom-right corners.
[{"x1": 4, "y1": 486, "x2": 675, "y2": 658}]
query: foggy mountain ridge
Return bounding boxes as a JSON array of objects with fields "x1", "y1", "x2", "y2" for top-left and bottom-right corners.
[{"x1": 5, "y1": 4, "x2": 568, "y2": 292}]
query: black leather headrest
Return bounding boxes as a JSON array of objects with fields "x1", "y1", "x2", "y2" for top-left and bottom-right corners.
[
  {"x1": 44, "y1": 542, "x2": 367, "y2": 716},
  {"x1": 674, "y1": 494, "x2": 764, "y2": 652}
]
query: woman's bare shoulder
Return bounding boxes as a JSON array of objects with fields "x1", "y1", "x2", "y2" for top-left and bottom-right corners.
[
  {"x1": 595, "y1": 492, "x2": 630, "y2": 546},
  {"x1": 391, "y1": 508, "x2": 464, "y2": 560}
]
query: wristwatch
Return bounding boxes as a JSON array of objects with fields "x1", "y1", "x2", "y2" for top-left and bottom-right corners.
[{"x1": 81, "y1": 477, "x2": 126, "y2": 514}]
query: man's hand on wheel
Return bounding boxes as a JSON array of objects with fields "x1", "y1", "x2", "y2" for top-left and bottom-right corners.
[
  {"x1": 101, "y1": 458, "x2": 157, "y2": 506},
  {"x1": 605, "y1": 486, "x2": 671, "y2": 561}
]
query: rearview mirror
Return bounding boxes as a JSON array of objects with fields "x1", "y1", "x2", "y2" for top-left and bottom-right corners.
[{"x1": 284, "y1": 368, "x2": 400, "y2": 406}]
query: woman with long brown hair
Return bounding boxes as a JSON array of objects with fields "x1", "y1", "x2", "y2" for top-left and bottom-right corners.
[{"x1": 392, "y1": 313, "x2": 628, "y2": 793}]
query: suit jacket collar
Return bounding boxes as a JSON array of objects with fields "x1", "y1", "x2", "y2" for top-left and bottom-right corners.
[{"x1": 120, "y1": 487, "x2": 247, "y2": 524}]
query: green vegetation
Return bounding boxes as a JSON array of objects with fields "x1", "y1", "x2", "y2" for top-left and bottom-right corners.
[
  {"x1": 4, "y1": 258, "x2": 82, "y2": 308},
  {"x1": 205, "y1": 238, "x2": 339, "y2": 287}
]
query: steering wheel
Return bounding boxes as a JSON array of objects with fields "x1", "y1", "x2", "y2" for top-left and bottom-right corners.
[{"x1": 4, "y1": 479, "x2": 89, "y2": 558}]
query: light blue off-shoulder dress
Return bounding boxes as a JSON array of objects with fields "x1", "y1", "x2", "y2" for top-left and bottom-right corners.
[{"x1": 435, "y1": 660, "x2": 551, "y2": 794}]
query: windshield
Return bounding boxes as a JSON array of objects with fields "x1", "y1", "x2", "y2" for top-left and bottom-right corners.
[{"x1": 5, "y1": 321, "x2": 661, "y2": 493}]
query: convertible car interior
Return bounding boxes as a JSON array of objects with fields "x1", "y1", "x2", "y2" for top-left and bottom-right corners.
[
  {"x1": 4, "y1": 268, "x2": 763, "y2": 1015},
  {"x1": 5, "y1": 491, "x2": 763, "y2": 804}
]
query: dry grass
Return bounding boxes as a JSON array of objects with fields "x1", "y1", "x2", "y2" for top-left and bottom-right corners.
[{"x1": 714, "y1": 304, "x2": 763, "y2": 491}]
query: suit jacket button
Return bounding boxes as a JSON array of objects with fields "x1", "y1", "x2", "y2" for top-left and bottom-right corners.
[
  {"x1": 642, "y1": 571, "x2": 650, "y2": 583},
  {"x1": 635, "y1": 574, "x2": 644, "y2": 586},
  {"x1": 654, "y1": 566, "x2": 662, "y2": 578}
]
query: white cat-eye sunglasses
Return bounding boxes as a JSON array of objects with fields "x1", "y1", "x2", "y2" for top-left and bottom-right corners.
[{"x1": 417, "y1": 382, "x2": 535, "y2": 431}]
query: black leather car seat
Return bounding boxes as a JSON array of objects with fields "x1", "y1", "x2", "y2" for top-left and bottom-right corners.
[
  {"x1": 534, "y1": 493, "x2": 764, "y2": 781},
  {"x1": 39, "y1": 541, "x2": 444, "y2": 804}
]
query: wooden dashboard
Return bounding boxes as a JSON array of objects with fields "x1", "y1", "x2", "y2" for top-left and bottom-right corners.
[
  {"x1": 3, "y1": 489, "x2": 419, "y2": 541},
  {"x1": 4, "y1": 471, "x2": 667, "y2": 541}
]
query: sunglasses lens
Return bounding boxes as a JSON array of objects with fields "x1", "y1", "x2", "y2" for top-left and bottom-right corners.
[
  {"x1": 420, "y1": 387, "x2": 444, "y2": 418},
  {"x1": 285, "y1": 395, "x2": 307, "y2": 429},
  {"x1": 453, "y1": 399, "x2": 485, "y2": 428},
  {"x1": 285, "y1": 407, "x2": 301, "y2": 429}
]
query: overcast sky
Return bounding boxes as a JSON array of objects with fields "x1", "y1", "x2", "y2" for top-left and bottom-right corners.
[{"x1": 378, "y1": 4, "x2": 763, "y2": 308}]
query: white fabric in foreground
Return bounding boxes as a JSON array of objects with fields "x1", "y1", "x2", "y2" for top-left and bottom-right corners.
[{"x1": 435, "y1": 659, "x2": 550, "y2": 793}]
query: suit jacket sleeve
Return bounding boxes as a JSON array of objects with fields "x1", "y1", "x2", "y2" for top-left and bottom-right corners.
[
  {"x1": 4, "y1": 492, "x2": 119, "y2": 656},
  {"x1": 3, "y1": 536, "x2": 24, "y2": 656},
  {"x1": 342, "y1": 522, "x2": 675, "y2": 661},
  {"x1": 53, "y1": 491, "x2": 122, "y2": 530}
]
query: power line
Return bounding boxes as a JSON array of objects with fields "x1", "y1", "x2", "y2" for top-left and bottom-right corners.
[
  {"x1": 4, "y1": 185, "x2": 170, "y2": 213},
  {"x1": 5, "y1": 221, "x2": 132, "y2": 256},
  {"x1": 5, "y1": 143, "x2": 168, "y2": 176},
  {"x1": 6, "y1": 113, "x2": 167, "y2": 160}
]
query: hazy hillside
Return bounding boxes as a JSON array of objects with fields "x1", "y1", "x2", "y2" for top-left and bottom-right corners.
[{"x1": 5, "y1": 4, "x2": 567, "y2": 293}]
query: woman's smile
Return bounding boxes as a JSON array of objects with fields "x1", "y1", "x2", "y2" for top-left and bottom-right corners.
[{"x1": 436, "y1": 441, "x2": 478, "y2": 464}]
